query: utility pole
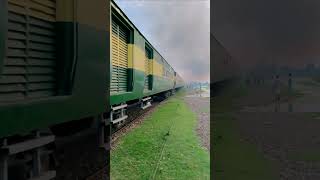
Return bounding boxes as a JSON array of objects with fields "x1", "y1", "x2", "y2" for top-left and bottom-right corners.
[{"x1": 288, "y1": 73, "x2": 293, "y2": 112}]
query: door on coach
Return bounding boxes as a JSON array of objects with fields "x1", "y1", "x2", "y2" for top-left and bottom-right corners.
[{"x1": 144, "y1": 44, "x2": 153, "y2": 91}]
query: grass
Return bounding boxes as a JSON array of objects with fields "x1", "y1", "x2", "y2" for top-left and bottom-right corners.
[
  {"x1": 308, "y1": 113, "x2": 320, "y2": 119},
  {"x1": 213, "y1": 81, "x2": 279, "y2": 180},
  {"x1": 287, "y1": 149, "x2": 320, "y2": 162},
  {"x1": 279, "y1": 88, "x2": 304, "y2": 102},
  {"x1": 213, "y1": 81, "x2": 248, "y2": 112},
  {"x1": 313, "y1": 76, "x2": 320, "y2": 83},
  {"x1": 301, "y1": 80, "x2": 319, "y2": 87},
  {"x1": 111, "y1": 92, "x2": 210, "y2": 180}
]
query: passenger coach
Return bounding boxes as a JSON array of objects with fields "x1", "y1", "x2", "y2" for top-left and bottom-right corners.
[{"x1": 109, "y1": 1, "x2": 184, "y2": 124}]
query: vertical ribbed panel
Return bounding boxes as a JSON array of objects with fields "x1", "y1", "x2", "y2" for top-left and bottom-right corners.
[
  {"x1": 144, "y1": 48, "x2": 151, "y2": 91},
  {"x1": 0, "y1": 0, "x2": 57, "y2": 102},
  {"x1": 111, "y1": 19, "x2": 128, "y2": 94}
]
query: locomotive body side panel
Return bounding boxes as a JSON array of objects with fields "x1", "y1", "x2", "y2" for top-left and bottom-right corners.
[{"x1": 0, "y1": 0, "x2": 110, "y2": 138}]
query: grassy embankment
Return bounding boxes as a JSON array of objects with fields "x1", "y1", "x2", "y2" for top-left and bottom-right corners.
[
  {"x1": 111, "y1": 92, "x2": 210, "y2": 180},
  {"x1": 213, "y1": 81, "x2": 279, "y2": 180},
  {"x1": 313, "y1": 75, "x2": 320, "y2": 83}
]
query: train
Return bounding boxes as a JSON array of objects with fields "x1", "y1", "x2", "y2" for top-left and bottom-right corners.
[
  {"x1": 0, "y1": 0, "x2": 184, "y2": 179},
  {"x1": 212, "y1": 34, "x2": 235, "y2": 83}
]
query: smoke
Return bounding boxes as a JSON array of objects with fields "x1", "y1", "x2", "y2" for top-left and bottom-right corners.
[
  {"x1": 213, "y1": 0, "x2": 320, "y2": 68},
  {"x1": 115, "y1": 0, "x2": 210, "y2": 82}
]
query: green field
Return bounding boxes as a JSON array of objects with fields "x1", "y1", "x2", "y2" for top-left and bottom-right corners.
[{"x1": 111, "y1": 92, "x2": 210, "y2": 180}]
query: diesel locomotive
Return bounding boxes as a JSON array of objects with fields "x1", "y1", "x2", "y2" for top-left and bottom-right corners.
[{"x1": 0, "y1": 0, "x2": 184, "y2": 179}]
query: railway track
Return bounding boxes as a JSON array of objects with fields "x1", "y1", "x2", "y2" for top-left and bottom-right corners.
[{"x1": 86, "y1": 96, "x2": 167, "y2": 180}]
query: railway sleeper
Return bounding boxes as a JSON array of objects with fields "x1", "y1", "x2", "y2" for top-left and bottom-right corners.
[
  {"x1": 141, "y1": 97, "x2": 152, "y2": 110},
  {"x1": 0, "y1": 131, "x2": 56, "y2": 180}
]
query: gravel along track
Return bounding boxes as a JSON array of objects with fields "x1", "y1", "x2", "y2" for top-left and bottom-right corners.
[
  {"x1": 235, "y1": 112, "x2": 320, "y2": 180},
  {"x1": 54, "y1": 131, "x2": 109, "y2": 180},
  {"x1": 184, "y1": 95, "x2": 210, "y2": 150},
  {"x1": 85, "y1": 165, "x2": 109, "y2": 180}
]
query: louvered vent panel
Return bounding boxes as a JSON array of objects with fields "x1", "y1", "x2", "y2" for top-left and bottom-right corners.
[
  {"x1": 144, "y1": 50, "x2": 151, "y2": 90},
  {"x1": 111, "y1": 19, "x2": 128, "y2": 94},
  {"x1": 0, "y1": 0, "x2": 57, "y2": 103}
]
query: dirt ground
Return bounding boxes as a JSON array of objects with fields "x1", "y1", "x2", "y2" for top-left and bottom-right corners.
[
  {"x1": 238, "y1": 77, "x2": 320, "y2": 112},
  {"x1": 235, "y1": 112, "x2": 320, "y2": 180},
  {"x1": 230, "y1": 78, "x2": 320, "y2": 179},
  {"x1": 185, "y1": 91, "x2": 210, "y2": 150}
]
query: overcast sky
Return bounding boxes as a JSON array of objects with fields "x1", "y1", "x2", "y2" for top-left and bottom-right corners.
[
  {"x1": 115, "y1": 0, "x2": 210, "y2": 82},
  {"x1": 213, "y1": 0, "x2": 320, "y2": 69}
]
